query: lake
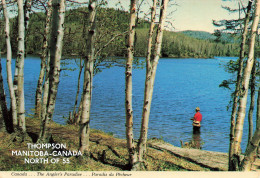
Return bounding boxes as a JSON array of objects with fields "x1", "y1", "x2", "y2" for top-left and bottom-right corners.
[{"x1": 0, "y1": 56, "x2": 253, "y2": 153}]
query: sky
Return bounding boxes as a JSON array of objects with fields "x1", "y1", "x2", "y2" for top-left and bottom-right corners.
[{"x1": 107, "y1": 0, "x2": 246, "y2": 33}]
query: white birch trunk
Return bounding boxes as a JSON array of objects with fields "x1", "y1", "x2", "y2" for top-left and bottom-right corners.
[
  {"x1": 77, "y1": 93, "x2": 84, "y2": 124},
  {"x1": 72, "y1": 58, "x2": 83, "y2": 122},
  {"x1": 39, "y1": 52, "x2": 50, "y2": 139},
  {"x1": 232, "y1": 0, "x2": 260, "y2": 165},
  {"x1": 24, "y1": 0, "x2": 32, "y2": 32},
  {"x1": 137, "y1": 0, "x2": 157, "y2": 162},
  {"x1": 125, "y1": 0, "x2": 138, "y2": 167},
  {"x1": 35, "y1": 0, "x2": 53, "y2": 119},
  {"x1": 16, "y1": 0, "x2": 26, "y2": 134},
  {"x1": 138, "y1": 0, "x2": 169, "y2": 162},
  {"x1": 2, "y1": 0, "x2": 18, "y2": 132},
  {"x1": 38, "y1": 0, "x2": 66, "y2": 142},
  {"x1": 240, "y1": 88, "x2": 260, "y2": 171},
  {"x1": 247, "y1": 59, "x2": 256, "y2": 147},
  {"x1": 79, "y1": 0, "x2": 96, "y2": 154},
  {"x1": 228, "y1": 0, "x2": 253, "y2": 171}
]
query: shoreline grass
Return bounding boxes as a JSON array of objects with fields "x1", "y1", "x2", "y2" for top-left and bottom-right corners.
[{"x1": 0, "y1": 117, "x2": 210, "y2": 171}]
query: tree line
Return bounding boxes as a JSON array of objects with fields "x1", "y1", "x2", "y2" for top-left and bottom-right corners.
[{"x1": 0, "y1": 3, "x2": 239, "y2": 59}]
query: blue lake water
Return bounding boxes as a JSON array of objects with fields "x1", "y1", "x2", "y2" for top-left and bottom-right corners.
[{"x1": 0, "y1": 56, "x2": 254, "y2": 153}]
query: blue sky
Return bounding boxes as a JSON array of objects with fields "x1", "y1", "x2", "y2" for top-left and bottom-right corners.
[{"x1": 108, "y1": 0, "x2": 245, "y2": 33}]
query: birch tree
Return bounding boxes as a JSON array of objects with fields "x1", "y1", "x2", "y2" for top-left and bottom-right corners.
[
  {"x1": 240, "y1": 88, "x2": 260, "y2": 170},
  {"x1": 38, "y1": 0, "x2": 66, "y2": 142},
  {"x1": 16, "y1": 0, "x2": 27, "y2": 136},
  {"x1": 39, "y1": 52, "x2": 51, "y2": 139},
  {"x1": 247, "y1": 59, "x2": 256, "y2": 148},
  {"x1": 132, "y1": 0, "x2": 157, "y2": 168},
  {"x1": 230, "y1": 0, "x2": 260, "y2": 170},
  {"x1": 70, "y1": 4, "x2": 128, "y2": 125},
  {"x1": 79, "y1": 0, "x2": 97, "y2": 154},
  {"x1": 228, "y1": 0, "x2": 253, "y2": 170},
  {"x1": 125, "y1": 0, "x2": 138, "y2": 166},
  {"x1": 35, "y1": 0, "x2": 53, "y2": 119},
  {"x1": 13, "y1": 0, "x2": 31, "y2": 92},
  {"x1": 24, "y1": 0, "x2": 32, "y2": 32},
  {"x1": 138, "y1": 0, "x2": 169, "y2": 164},
  {"x1": 2, "y1": 0, "x2": 18, "y2": 133},
  {"x1": 71, "y1": 58, "x2": 83, "y2": 124},
  {"x1": 125, "y1": 0, "x2": 169, "y2": 170}
]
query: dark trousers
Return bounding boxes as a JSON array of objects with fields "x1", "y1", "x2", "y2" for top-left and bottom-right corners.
[{"x1": 193, "y1": 126, "x2": 201, "y2": 134}]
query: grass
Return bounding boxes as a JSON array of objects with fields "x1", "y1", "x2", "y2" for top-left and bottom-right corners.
[{"x1": 0, "y1": 117, "x2": 210, "y2": 171}]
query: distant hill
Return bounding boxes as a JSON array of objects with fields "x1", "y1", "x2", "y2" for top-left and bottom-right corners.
[
  {"x1": 179, "y1": 30, "x2": 237, "y2": 44},
  {"x1": 0, "y1": 7, "x2": 239, "y2": 58},
  {"x1": 179, "y1": 30, "x2": 215, "y2": 40}
]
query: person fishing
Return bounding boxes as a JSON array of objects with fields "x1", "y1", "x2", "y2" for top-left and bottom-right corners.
[{"x1": 191, "y1": 107, "x2": 202, "y2": 134}]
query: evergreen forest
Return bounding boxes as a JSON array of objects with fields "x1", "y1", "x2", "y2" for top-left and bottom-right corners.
[{"x1": 0, "y1": 6, "x2": 239, "y2": 58}]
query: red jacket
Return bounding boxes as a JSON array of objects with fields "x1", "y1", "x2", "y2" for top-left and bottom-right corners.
[{"x1": 194, "y1": 112, "x2": 202, "y2": 122}]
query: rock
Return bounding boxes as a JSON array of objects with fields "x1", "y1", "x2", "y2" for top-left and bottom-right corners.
[{"x1": 148, "y1": 141, "x2": 228, "y2": 171}]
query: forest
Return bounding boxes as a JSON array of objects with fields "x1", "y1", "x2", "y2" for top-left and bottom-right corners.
[
  {"x1": 0, "y1": 0, "x2": 260, "y2": 173},
  {"x1": 0, "y1": 4, "x2": 239, "y2": 59}
]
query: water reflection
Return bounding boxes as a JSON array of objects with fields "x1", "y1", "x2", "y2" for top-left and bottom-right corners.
[{"x1": 192, "y1": 131, "x2": 202, "y2": 149}]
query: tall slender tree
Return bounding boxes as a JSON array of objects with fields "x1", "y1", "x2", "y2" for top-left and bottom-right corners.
[
  {"x1": 35, "y1": 0, "x2": 53, "y2": 119},
  {"x1": 16, "y1": 0, "x2": 26, "y2": 136},
  {"x1": 228, "y1": 0, "x2": 253, "y2": 170},
  {"x1": 230, "y1": 0, "x2": 260, "y2": 170},
  {"x1": 38, "y1": 0, "x2": 66, "y2": 142},
  {"x1": 23, "y1": 0, "x2": 32, "y2": 53},
  {"x1": 24, "y1": 0, "x2": 32, "y2": 32},
  {"x1": 138, "y1": 0, "x2": 169, "y2": 164},
  {"x1": 125, "y1": 0, "x2": 169, "y2": 170},
  {"x1": 240, "y1": 87, "x2": 260, "y2": 170},
  {"x1": 72, "y1": 58, "x2": 83, "y2": 124},
  {"x1": 2, "y1": 0, "x2": 18, "y2": 133},
  {"x1": 135, "y1": 0, "x2": 157, "y2": 166},
  {"x1": 39, "y1": 52, "x2": 51, "y2": 139},
  {"x1": 125, "y1": 0, "x2": 138, "y2": 167},
  {"x1": 79, "y1": 0, "x2": 97, "y2": 154},
  {"x1": 247, "y1": 58, "x2": 256, "y2": 148}
]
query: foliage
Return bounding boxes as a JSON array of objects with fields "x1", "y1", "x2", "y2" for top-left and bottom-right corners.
[
  {"x1": 180, "y1": 30, "x2": 238, "y2": 44},
  {"x1": 180, "y1": 30, "x2": 216, "y2": 40},
  {"x1": 163, "y1": 31, "x2": 239, "y2": 58},
  {"x1": 0, "y1": 7, "x2": 239, "y2": 59}
]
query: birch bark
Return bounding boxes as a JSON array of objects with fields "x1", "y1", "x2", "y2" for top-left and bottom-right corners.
[
  {"x1": 35, "y1": 0, "x2": 53, "y2": 119},
  {"x1": 228, "y1": 1, "x2": 253, "y2": 170},
  {"x1": 79, "y1": 0, "x2": 96, "y2": 153},
  {"x1": 136, "y1": 0, "x2": 157, "y2": 164},
  {"x1": 240, "y1": 88, "x2": 260, "y2": 171},
  {"x1": 72, "y1": 58, "x2": 83, "y2": 123},
  {"x1": 247, "y1": 59, "x2": 256, "y2": 148},
  {"x1": 38, "y1": 0, "x2": 66, "y2": 142},
  {"x1": 16, "y1": 0, "x2": 26, "y2": 134},
  {"x1": 231, "y1": 0, "x2": 260, "y2": 170},
  {"x1": 125, "y1": 0, "x2": 138, "y2": 166},
  {"x1": 138, "y1": 0, "x2": 169, "y2": 162},
  {"x1": 2, "y1": 0, "x2": 18, "y2": 132}
]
